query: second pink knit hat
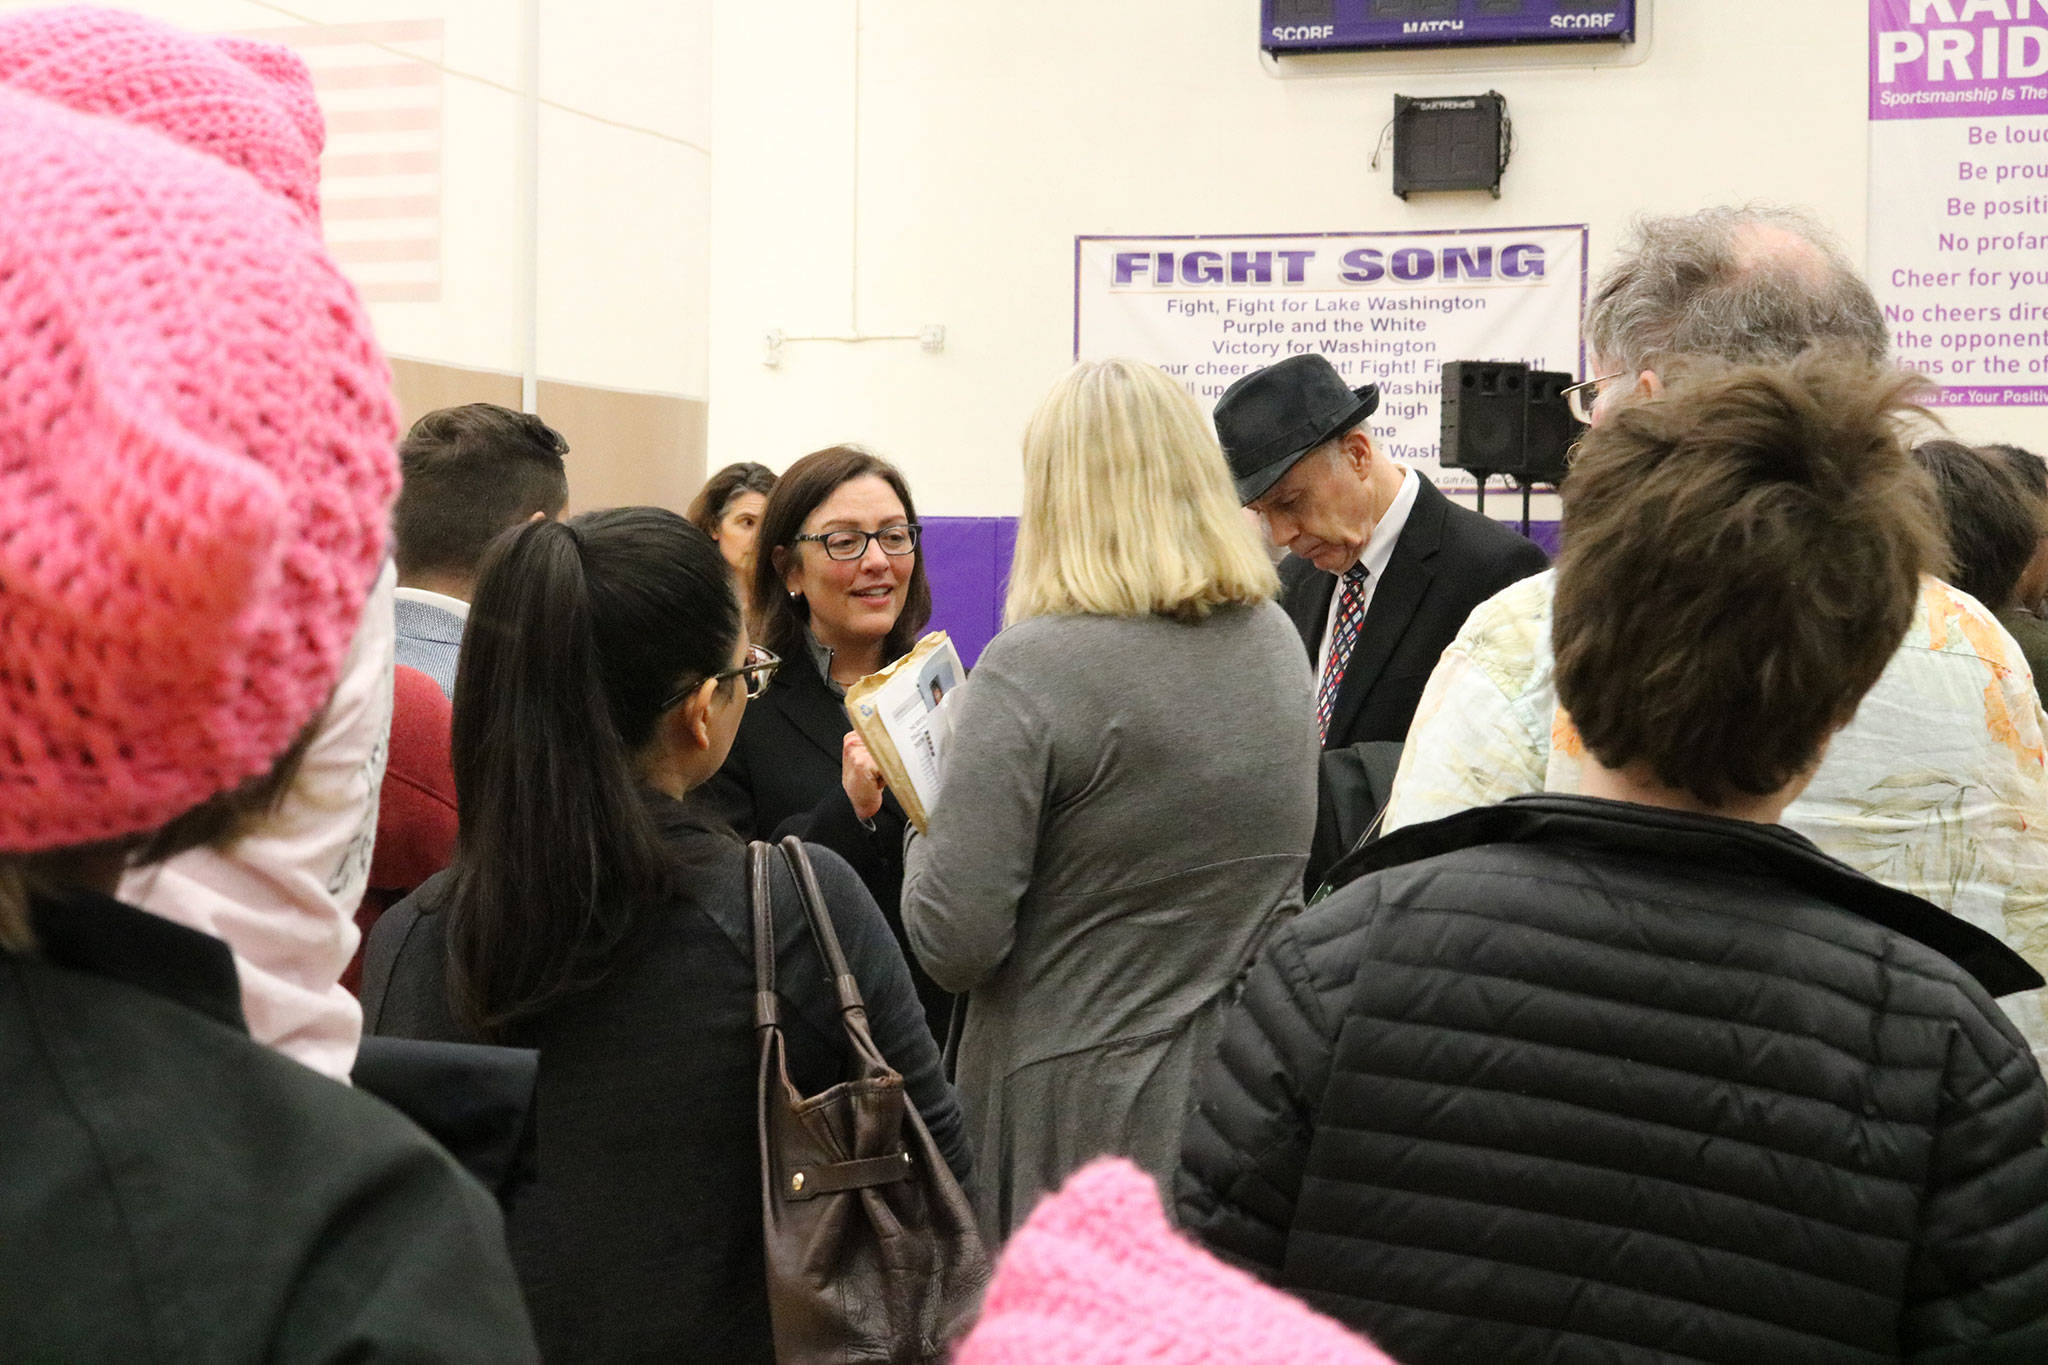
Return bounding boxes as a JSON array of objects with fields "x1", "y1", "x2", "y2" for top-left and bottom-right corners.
[
  {"x1": 0, "y1": 7, "x2": 325, "y2": 223},
  {"x1": 0, "y1": 63, "x2": 395, "y2": 853},
  {"x1": 954, "y1": 1159, "x2": 1398, "y2": 1365}
]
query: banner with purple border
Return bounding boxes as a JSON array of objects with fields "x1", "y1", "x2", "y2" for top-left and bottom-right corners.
[
  {"x1": 1074, "y1": 227, "x2": 1585, "y2": 496},
  {"x1": 1870, "y1": 0, "x2": 2048, "y2": 405},
  {"x1": 1871, "y1": 0, "x2": 2048, "y2": 119}
]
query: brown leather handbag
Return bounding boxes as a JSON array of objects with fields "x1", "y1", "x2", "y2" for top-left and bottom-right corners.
[{"x1": 751, "y1": 837, "x2": 989, "y2": 1363}]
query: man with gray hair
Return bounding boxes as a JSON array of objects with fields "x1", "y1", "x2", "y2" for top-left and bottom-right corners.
[{"x1": 1382, "y1": 204, "x2": 2048, "y2": 1057}]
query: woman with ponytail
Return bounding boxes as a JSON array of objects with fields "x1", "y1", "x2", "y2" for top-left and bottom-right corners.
[{"x1": 362, "y1": 507, "x2": 968, "y2": 1362}]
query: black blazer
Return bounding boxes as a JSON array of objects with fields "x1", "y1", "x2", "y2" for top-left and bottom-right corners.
[
  {"x1": 1282, "y1": 473, "x2": 1550, "y2": 750},
  {"x1": 361, "y1": 806, "x2": 970, "y2": 1363},
  {"x1": 699, "y1": 650, "x2": 953, "y2": 1041},
  {"x1": 1283, "y1": 474, "x2": 1550, "y2": 883}
]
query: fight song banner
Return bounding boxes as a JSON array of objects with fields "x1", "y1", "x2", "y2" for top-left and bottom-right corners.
[
  {"x1": 1073, "y1": 227, "x2": 1586, "y2": 493},
  {"x1": 1870, "y1": 0, "x2": 2048, "y2": 406}
]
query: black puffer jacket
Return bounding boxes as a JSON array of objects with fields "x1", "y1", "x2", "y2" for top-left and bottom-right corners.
[{"x1": 1176, "y1": 795, "x2": 2048, "y2": 1364}]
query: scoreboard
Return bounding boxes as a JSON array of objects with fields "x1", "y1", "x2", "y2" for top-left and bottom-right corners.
[{"x1": 1263, "y1": 0, "x2": 1636, "y2": 54}]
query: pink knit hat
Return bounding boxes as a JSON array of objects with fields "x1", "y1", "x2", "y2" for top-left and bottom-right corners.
[
  {"x1": 0, "y1": 7, "x2": 325, "y2": 223},
  {"x1": 955, "y1": 1160, "x2": 1399, "y2": 1365},
  {"x1": 0, "y1": 69, "x2": 396, "y2": 852}
]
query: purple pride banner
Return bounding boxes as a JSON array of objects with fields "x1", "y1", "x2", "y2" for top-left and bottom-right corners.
[
  {"x1": 1871, "y1": 0, "x2": 2048, "y2": 119},
  {"x1": 1261, "y1": 1, "x2": 1633, "y2": 54},
  {"x1": 1869, "y1": 1, "x2": 2048, "y2": 406}
]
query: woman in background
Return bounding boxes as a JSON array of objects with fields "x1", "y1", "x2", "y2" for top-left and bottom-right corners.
[
  {"x1": 1989, "y1": 442, "x2": 2048, "y2": 619},
  {"x1": 688, "y1": 461, "x2": 778, "y2": 587},
  {"x1": 364, "y1": 508, "x2": 965, "y2": 1361},
  {"x1": 1914, "y1": 439, "x2": 2048, "y2": 703},
  {"x1": 702, "y1": 445, "x2": 952, "y2": 1042},
  {"x1": 901, "y1": 358, "x2": 1319, "y2": 1237}
]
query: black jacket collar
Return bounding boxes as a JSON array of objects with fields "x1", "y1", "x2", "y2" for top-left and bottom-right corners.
[
  {"x1": 1324, "y1": 794, "x2": 2042, "y2": 1000},
  {"x1": 763, "y1": 645, "x2": 855, "y2": 765},
  {"x1": 27, "y1": 886, "x2": 247, "y2": 1031},
  {"x1": 1323, "y1": 474, "x2": 1449, "y2": 746}
]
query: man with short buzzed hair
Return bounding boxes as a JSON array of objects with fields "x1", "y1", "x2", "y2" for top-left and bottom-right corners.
[
  {"x1": 1382, "y1": 204, "x2": 2048, "y2": 1059},
  {"x1": 393, "y1": 403, "x2": 570, "y2": 697}
]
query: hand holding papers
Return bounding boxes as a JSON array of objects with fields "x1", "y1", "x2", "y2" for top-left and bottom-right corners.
[
  {"x1": 841, "y1": 730, "x2": 888, "y2": 823},
  {"x1": 843, "y1": 632, "x2": 964, "y2": 833}
]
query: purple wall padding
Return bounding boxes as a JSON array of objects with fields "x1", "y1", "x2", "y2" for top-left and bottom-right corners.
[
  {"x1": 921, "y1": 515, "x2": 1558, "y2": 667},
  {"x1": 921, "y1": 517, "x2": 1014, "y2": 666}
]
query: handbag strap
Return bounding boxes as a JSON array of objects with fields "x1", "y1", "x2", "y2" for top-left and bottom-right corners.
[
  {"x1": 749, "y1": 840, "x2": 781, "y2": 1032},
  {"x1": 776, "y1": 835, "x2": 868, "y2": 1020}
]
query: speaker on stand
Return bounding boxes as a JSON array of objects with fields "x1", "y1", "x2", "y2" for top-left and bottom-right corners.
[{"x1": 1439, "y1": 360, "x2": 1583, "y2": 535}]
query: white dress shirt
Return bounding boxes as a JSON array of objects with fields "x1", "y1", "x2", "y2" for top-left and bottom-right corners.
[{"x1": 1315, "y1": 465, "x2": 1419, "y2": 685}]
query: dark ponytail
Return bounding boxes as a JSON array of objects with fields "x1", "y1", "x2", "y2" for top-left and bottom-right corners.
[{"x1": 445, "y1": 507, "x2": 740, "y2": 1036}]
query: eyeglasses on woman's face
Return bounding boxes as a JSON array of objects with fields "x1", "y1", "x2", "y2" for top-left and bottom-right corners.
[
  {"x1": 659, "y1": 643, "x2": 781, "y2": 712},
  {"x1": 792, "y1": 523, "x2": 922, "y2": 561}
]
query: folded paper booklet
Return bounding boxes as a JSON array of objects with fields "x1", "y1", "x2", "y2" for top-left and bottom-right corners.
[{"x1": 843, "y1": 631, "x2": 964, "y2": 833}]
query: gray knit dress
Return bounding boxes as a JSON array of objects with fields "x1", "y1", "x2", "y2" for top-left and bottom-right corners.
[{"x1": 902, "y1": 601, "x2": 1318, "y2": 1239}]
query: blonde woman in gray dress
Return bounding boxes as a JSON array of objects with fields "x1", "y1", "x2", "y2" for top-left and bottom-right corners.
[{"x1": 902, "y1": 357, "x2": 1319, "y2": 1239}]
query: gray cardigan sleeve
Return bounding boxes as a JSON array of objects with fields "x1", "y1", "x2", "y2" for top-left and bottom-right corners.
[{"x1": 900, "y1": 650, "x2": 1055, "y2": 995}]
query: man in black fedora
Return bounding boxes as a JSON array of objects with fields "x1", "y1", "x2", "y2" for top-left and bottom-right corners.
[{"x1": 1215, "y1": 352, "x2": 1548, "y2": 886}]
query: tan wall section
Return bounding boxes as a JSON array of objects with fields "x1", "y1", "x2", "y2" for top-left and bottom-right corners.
[
  {"x1": 390, "y1": 356, "x2": 522, "y2": 419},
  {"x1": 388, "y1": 357, "x2": 708, "y2": 515},
  {"x1": 535, "y1": 379, "x2": 707, "y2": 516}
]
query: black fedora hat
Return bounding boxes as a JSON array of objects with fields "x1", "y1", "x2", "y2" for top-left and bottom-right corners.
[{"x1": 1213, "y1": 353, "x2": 1380, "y2": 504}]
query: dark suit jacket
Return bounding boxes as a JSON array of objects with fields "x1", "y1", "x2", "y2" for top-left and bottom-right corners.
[
  {"x1": 1284, "y1": 474, "x2": 1550, "y2": 884},
  {"x1": 699, "y1": 650, "x2": 953, "y2": 1042}
]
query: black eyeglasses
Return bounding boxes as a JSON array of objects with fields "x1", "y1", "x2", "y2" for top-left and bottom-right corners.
[
  {"x1": 792, "y1": 523, "x2": 921, "y2": 561},
  {"x1": 659, "y1": 644, "x2": 780, "y2": 712}
]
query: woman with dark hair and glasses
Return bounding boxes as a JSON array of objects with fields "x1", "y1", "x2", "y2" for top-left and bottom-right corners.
[
  {"x1": 361, "y1": 506, "x2": 967, "y2": 1362},
  {"x1": 702, "y1": 445, "x2": 953, "y2": 1041}
]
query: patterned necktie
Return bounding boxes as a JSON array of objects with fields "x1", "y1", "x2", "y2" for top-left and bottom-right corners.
[{"x1": 1315, "y1": 563, "x2": 1370, "y2": 744}]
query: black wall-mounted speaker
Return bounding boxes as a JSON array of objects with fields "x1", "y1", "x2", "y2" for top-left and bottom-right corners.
[{"x1": 1392, "y1": 91, "x2": 1508, "y2": 199}]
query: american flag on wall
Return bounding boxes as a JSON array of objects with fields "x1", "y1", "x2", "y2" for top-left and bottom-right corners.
[{"x1": 240, "y1": 19, "x2": 444, "y2": 304}]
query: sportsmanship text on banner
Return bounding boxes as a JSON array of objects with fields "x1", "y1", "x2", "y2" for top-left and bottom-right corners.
[{"x1": 1871, "y1": 0, "x2": 2048, "y2": 405}]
